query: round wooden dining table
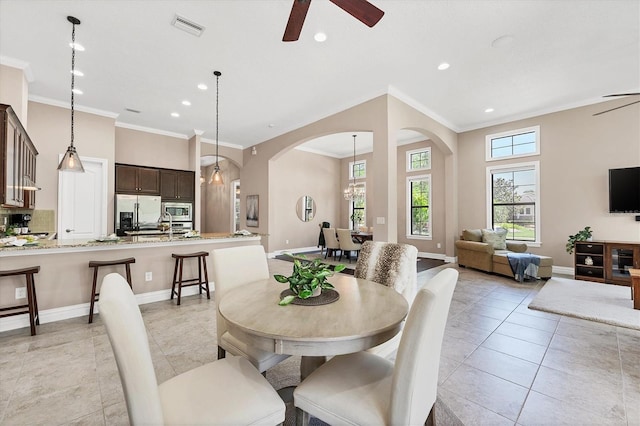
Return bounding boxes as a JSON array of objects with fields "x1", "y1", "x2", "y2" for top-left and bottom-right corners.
[{"x1": 219, "y1": 273, "x2": 408, "y2": 377}]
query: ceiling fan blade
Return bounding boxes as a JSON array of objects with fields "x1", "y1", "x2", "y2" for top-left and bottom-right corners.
[
  {"x1": 593, "y1": 100, "x2": 640, "y2": 116},
  {"x1": 603, "y1": 93, "x2": 640, "y2": 97},
  {"x1": 283, "y1": 0, "x2": 312, "y2": 42},
  {"x1": 329, "y1": 0, "x2": 384, "y2": 27}
]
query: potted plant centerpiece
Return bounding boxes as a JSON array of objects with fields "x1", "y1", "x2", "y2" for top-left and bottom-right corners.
[
  {"x1": 566, "y1": 226, "x2": 593, "y2": 254},
  {"x1": 274, "y1": 255, "x2": 345, "y2": 305}
]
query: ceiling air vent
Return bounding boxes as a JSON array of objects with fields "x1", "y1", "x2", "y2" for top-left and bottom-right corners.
[
  {"x1": 172, "y1": 14, "x2": 205, "y2": 37},
  {"x1": 125, "y1": 108, "x2": 141, "y2": 114}
]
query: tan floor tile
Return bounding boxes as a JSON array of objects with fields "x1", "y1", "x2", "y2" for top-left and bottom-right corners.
[
  {"x1": 532, "y1": 366, "x2": 626, "y2": 422},
  {"x1": 477, "y1": 296, "x2": 519, "y2": 311},
  {"x1": 518, "y1": 391, "x2": 626, "y2": 426},
  {"x1": 466, "y1": 303, "x2": 513, "y2": 321},
  {"x1": 481, "y1": 333, "x2": 547, "y2": 364},
  {"x1": 440, "y1": 336, "x2": 480, "y2": 362},
  {"x1": 505, "y1": 312, "x2": 559, "y2": 332},
  {"x1": 494, "y1": 321, "x2": 553, "y2": 346},
  {"x1": 464, "y1": 346, "x2": 539, "y2": 388},
  {"x1": 438, "y1": 388, "x2": 514, "y2": 426},
  {"x1": 441, "y1": 364, "x2": 528, "y2": 421}
]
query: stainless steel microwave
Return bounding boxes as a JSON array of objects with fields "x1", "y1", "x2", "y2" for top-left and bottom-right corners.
[{"x1": 162, "y1": 202, "x2": 192, "y2": 221}]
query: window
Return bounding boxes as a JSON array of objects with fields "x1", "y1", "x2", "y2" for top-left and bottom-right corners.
[
  {"x1": 486, "y1": 126, "x2": 540, "y2": 161},
  {"x1": 406, "y1": 175, "x2": 431, "y2": 239},
  {"x1": 349, "y1": 188, "x2": 366, "y2": 230},
  {"x1": 406, "y1": 147, "x2": 431, "y2": 171},
  {"x1": 486, "y1": 161, "x2": 540, "y2": 244},
  {"x1": 349, "y1": 160, "x2": 366, "y2": 179}
]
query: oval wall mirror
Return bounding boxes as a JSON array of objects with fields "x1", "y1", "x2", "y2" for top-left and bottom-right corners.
[{"x1": 296, "y1": 195, "x2": 316, "y2": 222}]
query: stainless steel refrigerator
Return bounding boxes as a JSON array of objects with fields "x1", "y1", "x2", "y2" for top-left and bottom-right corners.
[{"x1": 115, "y1": 194, "x2": 162, "y2": 235}]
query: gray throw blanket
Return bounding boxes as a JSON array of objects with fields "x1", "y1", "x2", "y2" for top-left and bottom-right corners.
[{"x1": 507, "y1": 252, "x2": 540, "y2": 282}]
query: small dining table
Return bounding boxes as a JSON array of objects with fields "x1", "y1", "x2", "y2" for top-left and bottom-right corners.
[
  {"x1": 350, "y1": 231, "x2": 373, "y2": 244},
  {"x1": 219, "y1": 273, "x2": 408, "y2": 378}
]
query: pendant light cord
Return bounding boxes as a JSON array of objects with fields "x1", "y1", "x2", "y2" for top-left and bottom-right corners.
[
  {"x1": 70, "y1": 22, "x2": 76, "y2": 148},
  {"x1": 352, "y1": 134, "x2": 357, "y2": 186},
  {"x1": 215, "y1": 71, "x2": 221, "y2": 169}
]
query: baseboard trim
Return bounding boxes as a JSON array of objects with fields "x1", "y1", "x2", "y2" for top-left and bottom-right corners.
[
  {"x1": 0, "y1": 283, "x2": 213, "y2": 333},
  {"x1": 552, "y1": 265, "x2": 574, "y2": 276}
]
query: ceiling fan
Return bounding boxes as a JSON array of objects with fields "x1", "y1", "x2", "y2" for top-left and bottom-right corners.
[
  {"x1": 593, "y1": 93, "x2": 640, "y2": 116},
  {"x1": 283, "y1": 0, "x2": 384, "y2": 42}
]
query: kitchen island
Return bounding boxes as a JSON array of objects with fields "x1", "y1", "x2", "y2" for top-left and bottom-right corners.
[{"x1": 0, "y1": 233, "x2": 261, "y2": 332}]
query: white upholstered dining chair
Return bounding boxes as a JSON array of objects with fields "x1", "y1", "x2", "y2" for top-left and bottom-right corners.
[
  {"x1": 354, "y1": 240, "x2": 418, "y2": 358},
  {"x1": 211, "y1": 245, "x2": 289, "y2": 372},
  {"x1": 293, "y1": 268, "x2": 458, "y2": 426},
  {"x1": 336, "y1": 228, "x2": 362, "y2": 261},
  {"x1": 322, "y1": 227, "x2": 341, "y2": 260},
  {"x1": 98, "y1": 273, "x2": 285, "y2": 426}
]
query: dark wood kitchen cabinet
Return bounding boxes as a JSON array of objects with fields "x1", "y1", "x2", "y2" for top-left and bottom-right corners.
[
  {"x1": 160, "y1": 169, "x2": 195, "y2": 201},
  {"x1": 115, "y1": 164, "x2": 160, "y2": 195},
  {"x1": 1, "y1": 104, "x2": 38, "y2": 208}
]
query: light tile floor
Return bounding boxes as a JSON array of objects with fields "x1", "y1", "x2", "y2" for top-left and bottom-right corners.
[{"x1": 0, "y1": 259, "x2": 638, "y2": 425}]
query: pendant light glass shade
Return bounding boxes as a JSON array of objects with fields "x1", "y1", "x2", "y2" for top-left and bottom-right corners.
[
  {"x1": 58, "y1": 145, "x2": 85, "y2": 172},
  {"x1": 344, "y1": 135, "x2": 365, "y2": 202},
  {"x1": 58, "y1": 16, "x2": 85, "y2": 173},
  {"x1": 209, "y1": 70, "x2": 223, "y2": 185}
]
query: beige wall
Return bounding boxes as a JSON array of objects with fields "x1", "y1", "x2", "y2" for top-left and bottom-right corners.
[
  {"x1": 27, "y1": 101, "x2": 116, "y2": 232},
  {"x1": 269, "y1": 149, "x2": 341, "y2": 252},
  {"x1": 457, "y1": 98, "x2": 640, "y2": 269},
  {"x1": 0, "y1": 64, "x2": 29, "y2": 125},
  {"x1": 200, "y1": 159, "x2": 240, "y2": 233},
  {"x1": 115, "y1": 127, "x2": 191, "y2": 171}
]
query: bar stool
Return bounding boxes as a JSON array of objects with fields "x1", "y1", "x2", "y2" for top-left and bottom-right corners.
[
  {"x1": 0, "y1": 266, "x2": 40, "y2": 336},
  {"x1": 88, "y1": 257, "x2": 135, "y2": 323},
  {"x1": 171, "y1": 252, "x2": 210, "y2": 305}
]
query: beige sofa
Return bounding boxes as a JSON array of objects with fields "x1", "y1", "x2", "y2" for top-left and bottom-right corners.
[{"x1": 455, "y1": 229, "x2": 552, "y2": 279}]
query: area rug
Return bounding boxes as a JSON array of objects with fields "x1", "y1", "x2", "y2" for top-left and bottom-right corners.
[
  {"x1": 275, "y1": 251, "x2": 445, "y2": 274},
  {"x1": 528, "y1": 277, "x2": 640, "y2": 330},
  {"x1": 266, "y1": 356, "x2": 463, "y2": 426}
]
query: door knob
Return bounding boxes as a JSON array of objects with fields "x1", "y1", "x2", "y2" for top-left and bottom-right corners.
[{"x1": 66, "y1": 229, "x2": 75, "y2": 233}]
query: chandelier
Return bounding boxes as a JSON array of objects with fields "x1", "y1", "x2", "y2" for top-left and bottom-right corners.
[{"x1": 343, "y1": 134, "x2": 365, "y2": 202}]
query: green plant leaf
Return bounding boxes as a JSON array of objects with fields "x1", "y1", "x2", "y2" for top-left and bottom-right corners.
[
  {"x1": 273, "y1": 274, "x2": 289, "y2": 283},
  {"x1": 299, "y1": 289, "x2": 312, "y2": 299},
  {"x1": 333, "y1": 264, "x2": 347, "y2": 272},
  {"x1": 321, "y1": 282, "x2": 334, "y2": 289},
  {"x1": 278, "y1": 295, "x2": 296, "y2": 306}
]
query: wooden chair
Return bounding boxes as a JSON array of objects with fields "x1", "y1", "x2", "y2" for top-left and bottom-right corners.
[
  {"x1": 294, "y1": 268, "x2": 458, "y2": 426},
  {"x1": 98, "y1": 272, "x2": 285, "y2": 425},
  {"x1": 88, "y1": 257, "x2": 135, "y2": 323},
  {"x1": 170, "y1": 252, "x2": 210, "y2": 305},
  {"x1": 211, "y1": 245, "x2": 289, "y2": 373}
]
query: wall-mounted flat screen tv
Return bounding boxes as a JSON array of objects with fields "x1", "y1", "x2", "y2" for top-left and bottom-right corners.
[{"x1": 609, "y1": 167, "x2": 640, "y2": 213}]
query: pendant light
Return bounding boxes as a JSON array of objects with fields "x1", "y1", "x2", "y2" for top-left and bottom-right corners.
[
  {"x1": 343, "y1": 134, "x2": 365, "y2": 202},
  {"x1": 209, "y1": 70, "x2": 224, "y2": 185},
  {"x1": 58, "y1": 16, "x2": 85, "y2": 172}
]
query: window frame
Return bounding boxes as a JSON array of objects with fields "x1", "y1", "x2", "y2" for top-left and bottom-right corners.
[
  {"x1": 406, "y1": 147, "x2": 432, "y2": 172},
  {"x1": 485, "y1": 125, "x2": 540, "y2": 162},
  {"x1": 405, "y1": 174, "x2": 432, "y2": 240},
  {"x1": 485, "y1": 161, "x2": 541, "y2": 247},
  {"x1": 349, "y1": 159, "x2": 366, "y2": 180}
]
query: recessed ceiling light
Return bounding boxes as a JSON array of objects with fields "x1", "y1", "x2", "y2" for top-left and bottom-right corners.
[
  {"x1": 198, "y1": 83, "x2": 208, "y2": 90},
  {"x1": 171, "y1": 112, "x2": 180, "y2": 117},
  {"x1": 491, "y1": 35, "x2": 515, "y2": 48},
  {"x1": 437, "y1": 62, "x2": 450, "y2": 71},
  {"x1": 268, "y1": 124, "x2": 275, "y2": 128},
  {"x1": 72, "y1": 88, "x2": 83, "y2": 95},
  {"x1": 182, "y1": 100, "x2": 191, "y2": 106},
  {"x1": 71, "y1": 69, "x2": 84, "y2": 76},
  {"x1": 485, "y1": 108, "x2": 494, "y2": 113},
  {"x1": 314, "y1": 32, "x2": 327, "y2": 42},
  {"x1": 69, "y1": 42, "x2": 84, "y2": 51}
]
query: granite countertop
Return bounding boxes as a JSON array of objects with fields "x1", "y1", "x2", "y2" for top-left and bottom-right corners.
[{"x1": 0, "y1": 232, "x2": 262, "y2": 254}]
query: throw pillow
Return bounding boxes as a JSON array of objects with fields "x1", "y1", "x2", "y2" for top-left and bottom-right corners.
[
  {"x1": 462, "y1": 229, "x2": 483, "y2": 242},
  {"x1": 482, "y1": 228, "x2": 507, "y2": 250}
]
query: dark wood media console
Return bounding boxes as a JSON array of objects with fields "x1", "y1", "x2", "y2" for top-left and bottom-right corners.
[{"x1": 574, "y1": 240, "x2": 640, "y2": 286}]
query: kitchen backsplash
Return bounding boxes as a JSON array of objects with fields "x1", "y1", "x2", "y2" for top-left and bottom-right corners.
[{"x1": 0, "y1": 208, "x2": 55, "y2": 233}]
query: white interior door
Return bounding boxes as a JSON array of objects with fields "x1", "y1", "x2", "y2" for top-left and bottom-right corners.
[{"x1": 58, "y1": 156, "x2": 107, "y2": 240}]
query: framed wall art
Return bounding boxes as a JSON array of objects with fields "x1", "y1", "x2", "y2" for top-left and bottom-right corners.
[{"x1": 246, "y1": 195, "x2": 259, "y2": 227}]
